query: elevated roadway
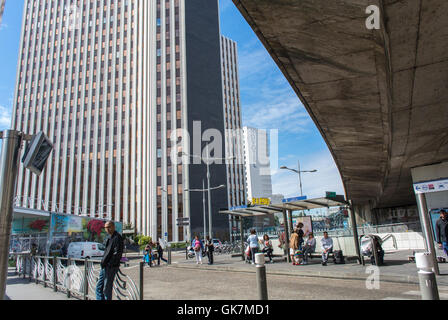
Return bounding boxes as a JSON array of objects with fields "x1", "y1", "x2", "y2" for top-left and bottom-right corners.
[{"x1": 232, "y1": 0, "x2": 448, "y2": 216}]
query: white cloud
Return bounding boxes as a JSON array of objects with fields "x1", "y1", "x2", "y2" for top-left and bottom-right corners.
[
  {"x1": 0, "y1": 105, "x2": 12, "y2": 130},
  {"x1": 243, "y1": 94, "x2": 311, "y2": 134},
  {"x1": 271, "y1": 149, "x2": 345, "y2": 199}
]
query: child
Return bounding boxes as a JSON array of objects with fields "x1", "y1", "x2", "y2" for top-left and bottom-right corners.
[{"x1": 294, "y1": 249, "x2": 304, "y2": 265}]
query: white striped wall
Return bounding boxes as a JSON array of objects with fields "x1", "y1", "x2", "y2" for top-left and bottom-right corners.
[{"x1": 12, "y1": 0, "x2": 192, "y2": 241}]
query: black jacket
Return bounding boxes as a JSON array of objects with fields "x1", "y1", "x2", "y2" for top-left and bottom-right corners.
[
  {"x1": 436, "y1": 218, "x2": 448, "y2": 243},
  {"x1": 101, "y1": 231, "x2": 124, "y2": 268}
]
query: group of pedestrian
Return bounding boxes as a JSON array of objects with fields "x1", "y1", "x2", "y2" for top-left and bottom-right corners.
[
  {"x1": 144, "y1": 240, "x2": 168, "y2": 267},
  {"x1": 246, "y1": 229, "x2": 275, "y2": 264},
  {"x1": 192, "y1": 235, "x2": 215, "y2": 265}
]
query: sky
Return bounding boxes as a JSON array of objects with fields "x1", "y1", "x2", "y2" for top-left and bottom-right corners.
[{"x1": 0, "y1": 0, "x2": 345, "y2": 202}]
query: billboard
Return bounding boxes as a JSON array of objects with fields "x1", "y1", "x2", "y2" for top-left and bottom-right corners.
[
  {"x1": 47, "y1": 213, "x2": 123, "y2": 256},
  {"x1": 292, "y1": 216, "x2": 313, "y2": 236},
  {"x1": 11, "y1": 216, "x2": 50, "y2": 235}
]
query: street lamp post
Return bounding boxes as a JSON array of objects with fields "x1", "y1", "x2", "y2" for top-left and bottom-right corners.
[
  {"x1": 183, "y1": 147, "x2": 234, "y2": 239},
  {"x1": 280, "y1": 160, "x2": 317, "y2": 197},
  {"x1": 184, "y1": 184, "x2": 226, "y2": 240}
]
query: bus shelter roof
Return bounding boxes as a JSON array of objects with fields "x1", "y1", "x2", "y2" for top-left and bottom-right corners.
[{"x1": 219, "y1": 195, "x2": 348, "y2": 218}]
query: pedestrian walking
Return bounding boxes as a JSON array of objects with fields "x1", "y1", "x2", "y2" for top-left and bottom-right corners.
[
  {"x1": 247, "y1": 229, "x2": 259, "y2": 265},
  {"x1": 261, "y1": 234, "x2": 274, "y2": 263},
  {"x1": 436, "y1": 209, "x2": 448, "y2": 257},
  {"x1": 156, "y1": 241, "x2": 168, "y2": 265},
  {"x1": 205, "y1": 236, "x2": 214, "y2": 265},
  {"x1": 192, "y1": 235, "x2": 204, "y2": 265},
  {"x1": 96, "y1": 221, "x2": 123, "y2": 300}
]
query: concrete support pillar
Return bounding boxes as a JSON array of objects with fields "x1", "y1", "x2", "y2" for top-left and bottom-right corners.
[
  {"x1": 288, "y1": 209, "x2": 294, "y2": 234},
  {"x1": 282, "y1": 209, "x2": 291, "y2": 263},
  {"x1": 349, "y1": 201, "x2": 362, "y2": 264},
  {"x1": 415, "y1": 193, "x2": 440, "y2": 275},
  {"x1": 240, "y1": 216, "x2": 244, "y2": 261}
]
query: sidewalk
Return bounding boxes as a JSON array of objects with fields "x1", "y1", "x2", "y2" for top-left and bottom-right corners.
[
  {"x1": 168, "y1": 250, "x2": 448, "y2": 286},
  {"x1": 4, "y1": 268, "x2": 75, "y2": 300}
]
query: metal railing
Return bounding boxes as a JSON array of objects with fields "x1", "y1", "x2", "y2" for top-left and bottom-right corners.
[
  {"x1": 230, "y1": 221, "x2": 422, "y2": 239},
  {"x1": 13, "y1": 253, "x2": 141, "y2": 300}
]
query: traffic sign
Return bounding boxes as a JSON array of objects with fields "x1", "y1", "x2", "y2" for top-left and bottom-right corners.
[
  {"x1": 326, "y1": 191, "x2": 337, "y2": 198},
  {"x1": 176, "y1": 222, "x2": 190, "y2": 226}
]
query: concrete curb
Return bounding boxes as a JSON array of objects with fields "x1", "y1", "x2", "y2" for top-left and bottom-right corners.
[{"x1": 167, "y1": 263, "x2": 446, "y2": 286}]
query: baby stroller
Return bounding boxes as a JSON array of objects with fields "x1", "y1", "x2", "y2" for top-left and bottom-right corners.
[{"x1": 360, "y1": 234, "x2": 384, "y2": 265}]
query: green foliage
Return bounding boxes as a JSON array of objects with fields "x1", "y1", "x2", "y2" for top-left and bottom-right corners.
[
  {"x1": 138, "y1": 235, "x2": 152, "y2": 250},
  {"x1": 170, "y1": 242, "x2": 187, "y2": 249},
  {"x1": 8, "y1": 259, "x2": 16, "y2": 268}
]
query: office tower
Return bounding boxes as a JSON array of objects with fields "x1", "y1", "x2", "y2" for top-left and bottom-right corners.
[
  {"x1": 242, "y1": 126, "x2": 274, "y2": 230},
  {"x1": 220, "y1": 35, "x2": 247, "y2": 235},
  {"x1": 11, "y1": 0, "x2": 228, "y2": 241}
]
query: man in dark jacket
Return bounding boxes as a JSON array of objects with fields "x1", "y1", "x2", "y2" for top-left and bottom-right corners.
[
  {"x1": 436, "y1": 210, "x2": 448, "y2": 256},
  {"x1": 96, "y1": 221, "x2": 123, "y2": 300}
]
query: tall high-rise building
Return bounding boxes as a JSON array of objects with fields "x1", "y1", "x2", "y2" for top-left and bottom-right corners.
[
  {"x1": 242, "y1": 126, "x2": 274, "y2": 230},
  {"x1": 11, "y1": 0, "x2": 228, "y2": 241},
  {"x1": 242, "y1": 126, "x2": 273, "y2": 200},
  {"x1": 0, "y1": 0, "x2": 5, "y2": 25},
  {"x1": 220, "y1": 35, "x2": 246, "y2": 234}
]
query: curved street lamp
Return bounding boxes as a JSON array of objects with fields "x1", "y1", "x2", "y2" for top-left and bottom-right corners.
[{"x1": 280, "y1": 160, "x2": 317, "y2": 197}]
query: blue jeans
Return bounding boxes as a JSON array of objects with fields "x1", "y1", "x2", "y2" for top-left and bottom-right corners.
[
  {"x1": 443, "y1": 242, "x2": 448, "y2": 256},
  {"x1": 250, "y1": 247, "x2": 258, "y2": 263},
  {"x1": 96, "y1": 267, "x2": 119, "y2": 300}
]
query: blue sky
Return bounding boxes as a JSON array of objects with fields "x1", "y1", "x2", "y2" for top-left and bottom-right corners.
[{"x1": 0, "y1": 0, "x2": 344, "y2": 200}]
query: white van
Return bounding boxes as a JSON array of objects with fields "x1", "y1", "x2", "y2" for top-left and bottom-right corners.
[{"x1": 67, "y1": 242, "x2": 105, "y2": 259}]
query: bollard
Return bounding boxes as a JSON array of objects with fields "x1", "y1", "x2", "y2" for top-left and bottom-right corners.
[
  {"x1": 255, "y1": 253, "x2": 268, "y2": 300},
  {"x1": 139, "y1": 262, "x2": 144, "y2": 300},
  {"x1": 168, "y1": 247, "x2": 172, "y2": 265},
  {"x1": 83, "y1": 258, "x2": 88, "y2": 300},
  {"x1": 23, "y1": 256, "x2": 26, "y2": 279},
  {"x1": 371, "y1": 237, "x2": 379, "y2": 266},
  {"x1": 415, "y1": 252, "x2": 439, "y2": 300},
  {"x1": 43, "y1": 258, "x2": 47, "y2": 288},
  {"x1": 53, "y1": 257, "x2": 57, "y2": 292},
  {"x1": 66, "y1": 258, "x2": 71, "y2": 299},
  {"x1": 185, "y1": 247, "x2": 188, "y2": 260}
]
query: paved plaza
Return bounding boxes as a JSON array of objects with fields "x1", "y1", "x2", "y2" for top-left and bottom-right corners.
[{"x1": 5, "y1": 250, "x2": 448, "y2": 300}]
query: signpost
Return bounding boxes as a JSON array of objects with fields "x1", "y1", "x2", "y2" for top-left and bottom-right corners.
[
  {"x1": 176, "y1": 217, "x2": 190, "y2": 226},
  {"x1": 326, "y1": 191, "x2": 337, "y2": 198}
]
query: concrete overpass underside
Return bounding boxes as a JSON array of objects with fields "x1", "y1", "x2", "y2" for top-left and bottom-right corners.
[{"x1": 232, "y1": 0, "x2": 448, "y2": 212}]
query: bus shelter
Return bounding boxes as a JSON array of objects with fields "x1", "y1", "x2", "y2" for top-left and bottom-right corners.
[{"x1": 219, "y1": 195, "x2": 361, "y2": 262}]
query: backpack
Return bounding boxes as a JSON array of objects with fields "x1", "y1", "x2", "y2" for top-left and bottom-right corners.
[{"x1": 333, "y1": 250, "x2": 345, "y2": 264}]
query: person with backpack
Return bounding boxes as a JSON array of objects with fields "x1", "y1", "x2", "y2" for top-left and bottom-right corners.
[
  {"x1": 192, "y1": 235, "x2": 204, "y2": 264},
  {"x1": 205, "y1": 236, "x2": 214, "y2": 265}
]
